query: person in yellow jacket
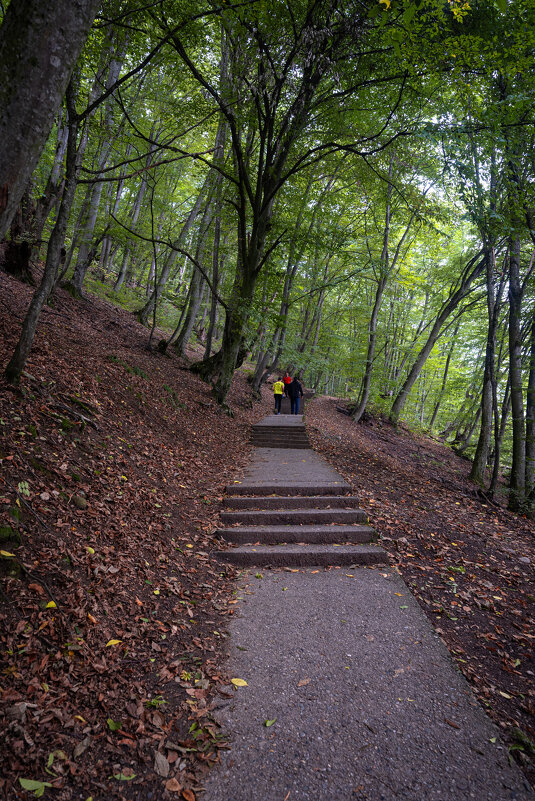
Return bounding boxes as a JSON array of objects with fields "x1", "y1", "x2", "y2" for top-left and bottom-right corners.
[{"x1": 273, "y1": 378, "x2": 285, "y2": 415}]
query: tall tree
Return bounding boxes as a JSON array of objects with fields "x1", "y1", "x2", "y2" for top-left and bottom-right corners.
[{"x1": 0, "y1": 0, "x2": 100, "y2": 239}]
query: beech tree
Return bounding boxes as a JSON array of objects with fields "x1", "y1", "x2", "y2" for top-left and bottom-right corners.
[{"x1": 0, "y1": 0, "x2": 101, "y2": 240}]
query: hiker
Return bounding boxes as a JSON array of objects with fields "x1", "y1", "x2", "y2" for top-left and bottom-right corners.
[
  {"x1": 273, "y1": 377, "x2": 285, "y2": 415},
  {"x1": 286, "y1": 376, "x2": 303, "y2": 414},
  {"x1": 282, "y1": 371, "x2": 292, "y2": 388}
]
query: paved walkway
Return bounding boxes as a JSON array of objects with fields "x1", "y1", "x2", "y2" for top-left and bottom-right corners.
[{"x1": 203, "y1": 417, "x2": 533, "y2": 801}]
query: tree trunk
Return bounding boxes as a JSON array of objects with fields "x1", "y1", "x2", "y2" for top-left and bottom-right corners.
[
  {"x1": 428, "y1": 321, "x2": 459, "y2": 430},
  {"x1": 203, "y1": 218, "x2": 223, "y2": 359},
  {"x1": 5, "y1": 78, "x2": 81, "y2": 382},
  {"x1": 0, "y1": 0, "x2": 100, "y2": 240},
  {"x1": 352, "y1": 276, "x2": 386, "y2": 422},
  {"x1": 525, "y1": 319, "x2": 535, "y2": 498},
  {"x1": 136, "y1": 180, "x2": 206, "y2": 325},
  {"x1": 489, "y1": 378, "x2": 510, "y2": 496},
  {"x1": 389, "y1": 251, "x2": 485, "y2": 425},
  {"x1": 508, "y1": 236, "x2": 526, "y2": 510},
  {"x1": 169, "y1": 198, "x2": 214, "y2": 355},
  {"x1": 470, "y1": 249, "x2": 502, "y2": 484}
]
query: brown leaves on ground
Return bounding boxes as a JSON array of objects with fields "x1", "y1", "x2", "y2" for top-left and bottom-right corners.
[
  {"x1": 0, "y1": 271, "x2": 270, "y2": 800},
  {"x1": 307, "y1": 396, "x2": 535, "y2": 788}
]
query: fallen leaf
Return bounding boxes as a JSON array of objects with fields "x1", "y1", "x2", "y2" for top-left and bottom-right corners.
[
  {"x1": 165, "y1": 778, "x2": 182, "y2": 793},
  {"x1": 154, "y1": 750, "x2": 169, "y2": 778},
  {"x1": 73, "y1": 737, "x2": 91, "y2": 759},
  {"x1": 297, "y1": 678, "x2": 311, "y2": 687},
  {"x1": 106, "y1": 639, "x2": 122, "y2": 647},
  {"x1": 182, "y1": 790, "x2": 195, "y2": 801},
  {"x1": 265, "y1": 718, "x2": 276, "y2": 727},
  {"x1": 231, "y1": 678, "x2": 248, "y2": 687}
]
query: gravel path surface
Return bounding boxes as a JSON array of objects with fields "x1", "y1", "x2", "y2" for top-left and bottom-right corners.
[{"x1": 202, "y1": 567, "x2": 534, "y2": 801}]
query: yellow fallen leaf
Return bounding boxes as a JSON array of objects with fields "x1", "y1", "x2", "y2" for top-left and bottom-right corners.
[
  {"x1": 231, "y1": 678, "x2": 248, "y2": 687},
  {"x1": 106, "y1": 639, "x2": 122, "y2": 647},
  {"x1": 74, "y1": 715, "x2": 87, "y2": 723},
  {"x1": 86, "y1": 546, "x2": 95, "y2": 554},
  {"x1": 87, "y1": 614, "x2": 97, "y2": 624},
  {"x1": 499, "y1": 691, "x2": 512, "y2": 699},
  {"x1": 185, "y1": 544, "x2": 193, "y2": 549},
  {"x1": 45, "y1": 601, "x2": 57, "y2": 609},
  {"x1": 311, "y1": 570, "x2": 319, "y2": 574},
  {"x1": 395, "y1": 593, "x2": 404, "y2": 597},
  {"x1": 0, "y1": 550, "x2": 15, "y2": 557}
]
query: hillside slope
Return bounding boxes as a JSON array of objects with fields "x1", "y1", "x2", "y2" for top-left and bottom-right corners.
[
  {"x1": 307, "y1": 396, "x2": 535, "y2": 787},
  {"x1": 0, "y1": 271, "x2": 270, "y2": 801}
]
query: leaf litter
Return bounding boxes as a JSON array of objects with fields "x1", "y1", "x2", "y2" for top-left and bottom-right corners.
[{"x1": 0, "y1": 272, "x2": 271, "y2": 800}]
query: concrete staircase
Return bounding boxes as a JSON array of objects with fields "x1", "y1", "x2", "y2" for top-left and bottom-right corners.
[
  {"x1": 250, "y1": 415, "x2": 310, "y2": 449},
  {"x1": 215, "y1": 416, "x2": 387, "y2": 568}
]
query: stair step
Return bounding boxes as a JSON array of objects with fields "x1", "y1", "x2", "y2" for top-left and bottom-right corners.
[
  {"x1": 215, "y1": 543, "x2": 387, "y2": 567},
  {"x1": 250, "y1": 437, "x2": 310, "y2": 444},
  {"x1": 217, "y1": 524, "x2": 376, "y2": 545},
  {"x1": 251, "y1": 435, "x2": 309, "y2": 441},
  {"x1": 251, "y1": 423, "x2": 306, "y2": 434},
  {"x1": 221, "y1": 508, "x2": 367, "y2": 525},
  {"x1": 255, "y1": 415, "x2": 304, "y2": 424},
  {"x1": 251, "y1": 442, "x2": 311, "y2": 450},
  {"x1": 226, "y1": 482, "x2": 350, "y2": 496},
  {"x1": 224, "y1": 495, "x2": 361, "y2": 509}
]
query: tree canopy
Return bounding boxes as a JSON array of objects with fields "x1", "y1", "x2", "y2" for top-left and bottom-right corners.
[{"x1": 2, "y1": 0, "x2": 535, "y2": 509}]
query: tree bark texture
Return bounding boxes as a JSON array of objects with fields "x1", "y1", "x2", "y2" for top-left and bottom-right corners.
[
  {"x1": 0, "y1": 0, "x2": 100, "y2": 240},
  {"x1": 469, "y1": 249, "x2": 503, "y2": 485},
  {"x1": 508, "y1": 236, "x2": 526, "y2": 510},
  {"x1": 5, "y1": 80, "x2": 81, "y2": 383}
]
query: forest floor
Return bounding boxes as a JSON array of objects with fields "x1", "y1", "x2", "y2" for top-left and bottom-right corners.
[
  {"x1": 0, "y1": 271, "x2": 271, "y2": 801},
  {"x1": 0, "y1": 269, "x2": 534, "y2": 800},
  {"x1": 307, "y1": 398, "x2": 535, "y2": 789}
]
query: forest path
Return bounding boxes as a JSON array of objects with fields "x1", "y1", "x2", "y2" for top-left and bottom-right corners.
[{"x1": 202, "y1": 415, "x2": 534, "y2": 801}]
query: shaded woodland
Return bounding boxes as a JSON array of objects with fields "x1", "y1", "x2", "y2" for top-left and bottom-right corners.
[
  {"x1": 1, "y1": 0, "x2": 535, "y2": 510},
  {"x1": 1, "y1": 0, "x2": 535, "y2": 797}
]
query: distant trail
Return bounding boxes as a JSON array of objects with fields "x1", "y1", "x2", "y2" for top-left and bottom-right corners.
[{"x1": 202, "y1": 415, "x2": 534, "y2": 801}]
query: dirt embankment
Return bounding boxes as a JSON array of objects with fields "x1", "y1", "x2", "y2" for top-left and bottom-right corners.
[{"x1": 0, "y1": 271, "x2": 270, "y2": 801}]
